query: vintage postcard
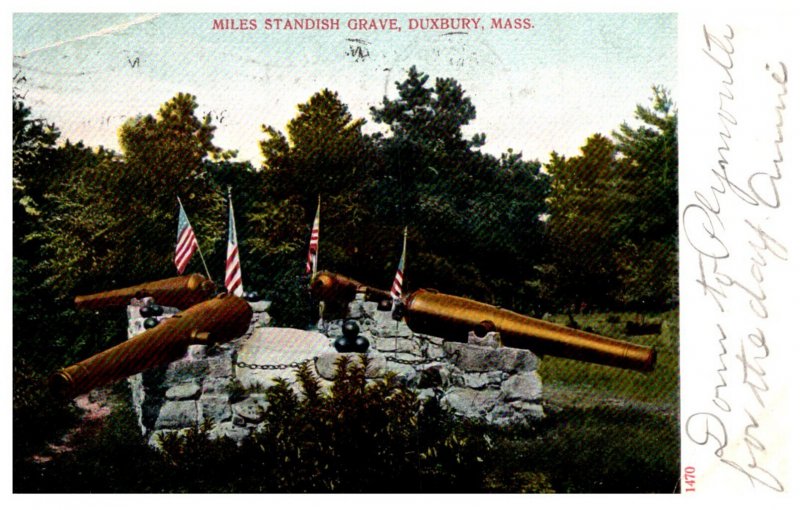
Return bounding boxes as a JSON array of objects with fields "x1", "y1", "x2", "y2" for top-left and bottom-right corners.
[{"x1": 7, "y1": 0, "x2": 797, "y2": 496}]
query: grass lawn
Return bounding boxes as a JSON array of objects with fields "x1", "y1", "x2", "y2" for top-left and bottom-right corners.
[
  {"x1": 479, "y1": 308, "x2": 680, "y2": 493},
  {"x1": 539, "y1": 309, "x2": 679, "y2": 407}
]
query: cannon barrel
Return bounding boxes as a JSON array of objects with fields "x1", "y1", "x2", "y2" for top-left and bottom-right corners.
[
  {"x1": 403, "y1": 290, "x2": 656, "y2": 372},
  {"x1": 74, "y1": 274, "x2": 216, "y2": 310},
  {"x1": 50, "y1": 293, "x2": 253, "y2": 400},
  {"x1": 310, "y1": 271, "x2": 392, "y2": 303}
]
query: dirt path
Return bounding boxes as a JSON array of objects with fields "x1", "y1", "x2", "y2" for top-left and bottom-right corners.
[{"x1": 30, "y1": 388, "x2": 114, "y2": 464}]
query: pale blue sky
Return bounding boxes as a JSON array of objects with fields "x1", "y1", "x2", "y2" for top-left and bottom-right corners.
[{"x1": 13, "y1": 12, "x2": 677, "y2": 164}]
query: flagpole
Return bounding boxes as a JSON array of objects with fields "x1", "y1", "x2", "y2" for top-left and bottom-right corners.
[
  {"x1": 226, "y1": 186, "x2": 245, "y2": 296},
  {"x1": 312, "y1": 194, "x2": 320, "y2": 277},
  {"x1": 402, "y1": 226, "x2": 408, "y2": 266},
  {"x1": 314, "y1": 194, "x2": 322, "y2": 326},
  {"x1": 393, "y1": 226, "x2": 408, "y2": 349},
  {"x1": 177, "y1": 195, "x2": 213, "y2": 282}
]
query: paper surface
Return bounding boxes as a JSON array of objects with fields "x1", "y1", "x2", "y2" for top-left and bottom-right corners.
[{"x1": 8, "y1": 0, "x2": 798, "y2": 496}]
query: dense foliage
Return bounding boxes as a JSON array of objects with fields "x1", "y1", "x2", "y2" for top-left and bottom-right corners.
[
  {"x1": 14, "y1": 352, "x2": 678, "y2": 493},
  {"x1": 12, "y1": 68, "x2": 678, "y2": 487},
  {"x1": 15, "y1": 358, "x2": 487, "y2": 493}
]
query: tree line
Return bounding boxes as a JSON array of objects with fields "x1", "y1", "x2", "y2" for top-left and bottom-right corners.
[
  {"x1": 13, "y1": 68, "x2": 677, "y2": 454},
  {"x1": 16, "y1": 65, "x2": 676, "y2": 315}
]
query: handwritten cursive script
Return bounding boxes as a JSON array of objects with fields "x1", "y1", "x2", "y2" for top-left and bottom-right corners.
[{"x1": 682, "y1": 24, "x2": 789, "y2": 492}]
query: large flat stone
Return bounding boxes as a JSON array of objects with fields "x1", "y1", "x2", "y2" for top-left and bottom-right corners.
[
  {"x1": 500, "y1": 372, "x2": 543, "y2": 402},
  {"x1": 201, "y1": 377, "x2": 232, "y2": 395},
  {"x1": 207, "y1": 355, "x2": 233, "y2": 378},
  {"x1": 441, "y1": 388, "x2": 500, "y2": 418},
  {"x1": 443, "y1": 342, "x2": 539, "y2": 373},
  {"x1": 154, "y1": 400, "x2": 198, "y2": 429},
  {"x1": 373, "y1": 337, "x2": 422, "y2": 356},
  {"x1": 235, "y1": 327, "x2": 335, "y2": 388},
  {"x1": 232, "y1": 395, "x2": 268, "y2": 424},
  {"x1": 164, "y1": 358, "x2": 209, "y2": 385},
  {"x1": 199, "y1": 395, "x2": 232, "y2": 422},
  {"x1": 369, "y1": 313, "x2": 414, "y2": 338},
  {"x1": 166, "y1": 382, "x2": 201, "y2": 400},
  {"x1": 453, "y1": 371, "x2": 506, "y2": 390}
]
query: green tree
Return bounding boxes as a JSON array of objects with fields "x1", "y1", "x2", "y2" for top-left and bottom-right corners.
[
  {"x1": 37, "y1": 93, "x2": 227, "y2": 296},
  {"x1": 545, "y1": 87, "x2": 678, "y2": 310},
  {"x1": 13, "y1": 97, "x2": 61, "y2": 257},
  {"x1": 370, "y1": 67, "x2": 549, "y2": 305},
  {"x1": 612, "y1": 86, "x2": 678, "y2": 309},
  {"x1": 256, "y1": 89, "x2": 380, "y2": 323},
  {"x1": 12, "y1": 96, "x2": 130, "y2": 461},
  {"x1": 613, "y1": 85, "x2": 677, "y2": 243},
  {"x1": 545, "y1": 135, "x2": 633, "y2": 309}
]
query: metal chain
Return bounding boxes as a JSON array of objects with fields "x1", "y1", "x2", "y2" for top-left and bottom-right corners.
[
  {"x1": 233, "y1": 357, "x2": 318, "y2": 371},
  {"x1": 235, "y1": 353, "x2": 451, "y2": 370},
  {"x1": 385, "y1": 355, "x2": 450, "y2": 366}
]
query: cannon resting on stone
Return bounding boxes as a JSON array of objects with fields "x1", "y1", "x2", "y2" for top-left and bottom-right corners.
[
  {"x1": 74, "y1": 274, "x2": 217, "y2": 311},
  {"x1": 50, "y1": 292, "x2": 252, "y2": 400},
  {"x1": 310, "y1": 272, "x2": 656, "y2": 373},
  {"x1": 310, "y1": 271, "x2": 394, "y2": 317},
  {"x1": 310, "y1": 271, "x2": 392, "y2": 304}
]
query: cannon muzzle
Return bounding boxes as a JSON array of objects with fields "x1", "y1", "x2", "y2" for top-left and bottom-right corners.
[
  {"x1": 74, "y1": 274, "x2": 216, "y2": 310},
  {"x1": 310, "y1": 271, "x2": 392, "y2": 304},
  {"x1": 50, "y1": 293, "x2": 253, "y2": 400},
  {"x1": 403, "y1": 290, "x2": 656, "y2": 372}
]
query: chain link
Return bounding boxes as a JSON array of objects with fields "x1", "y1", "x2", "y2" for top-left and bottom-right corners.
[
  {"x1": 234, "y1": 357, "x2": 318, "y2": 371},
  {"x1": 385, "y1": 355, "x2": 450, "y2": 366},
  {"x1": 234, "y1": 353, "x2": 452, "y2": 370}
]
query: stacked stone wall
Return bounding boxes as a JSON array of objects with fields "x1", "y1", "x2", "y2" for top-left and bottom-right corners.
[{"x1": 127, "y1": 294, "x2": 544, "y2": 447}]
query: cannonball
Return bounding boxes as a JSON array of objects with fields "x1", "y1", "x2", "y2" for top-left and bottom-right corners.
[
  {"x1": 341, "y1": 320, "x2": 360, "y2": 340},
  {"x1": 140, "y1": 305, "x2": 155, "y2": 318},
  {"x1": 143, "y1": 317, "x2": 160, "y2": 329},
  {"x1": 334, "y1": 336, "x2": 354, "y2": 353},
  {"x1": 149, "y1": 304, "x2": 164, "y2": 317},
  {"x1": 377, "y1": 299, "x2": 393, "y2": 311},
  {"x1": 245, "y1": 290, "x2": 262, "y2": 302},
  {"x1": 352, "y1": 336, "x2": 370, "y2": 353},
  {"x1": 391, "y1": 302, "x2": 405, "y2": 322}
]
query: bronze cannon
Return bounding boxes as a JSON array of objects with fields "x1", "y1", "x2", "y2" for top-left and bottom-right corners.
[
  {"x1": 50, "y1": 293, "x2": 253, "y2": 400},
  {"x1": 403, "y1": 290, "x2": 655, "y2": 372},
  {"x1": 310, "y1": 271, "x2": 393, "y2": 304},
  {"x1": 309, "y1": 272, "x2": 655, "y2": 372},
  {"x1": 74, "y1": 274, "x2": 216, "y2": 311}
]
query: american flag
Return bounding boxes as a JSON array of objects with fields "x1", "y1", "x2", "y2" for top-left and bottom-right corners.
[
  {"x1": 175, "y1": 200, "x2": 199, "y2": 275},
  {"x1": 390, "y1": 227, "x2": 408, "y2": 300},
  {"x1": 225, "y1": 192, "x2": 244, "y2": 296},
  {"x1": 306, "y1": 198, "x2": 320, "y2": 274}
]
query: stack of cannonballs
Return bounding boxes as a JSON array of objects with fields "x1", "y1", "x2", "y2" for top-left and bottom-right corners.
[{"x1": 333, "y1": 320, "x2": 370, "y2": 353}]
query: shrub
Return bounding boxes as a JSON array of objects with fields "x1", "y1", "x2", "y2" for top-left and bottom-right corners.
[{"x1": 158, "y1": 356, "x2": 486, "y2": 492}]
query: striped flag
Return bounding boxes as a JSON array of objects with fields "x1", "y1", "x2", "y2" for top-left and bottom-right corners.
[
  {"x1": 175, "y1": 200, "x2": 199, "y2": 275},
  {"x1": 390, "y1": 227, "x2": 408, "y2": 300},
  {"x1": 225, "y1": 191, "x2": 244, "y2": 296},
  {"x1": 306, "y1": 197, "x2": 320, "y2": 275}
]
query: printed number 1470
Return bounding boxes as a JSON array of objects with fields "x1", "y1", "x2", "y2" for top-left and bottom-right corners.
[{"x1": 684, "y1": 466, "x2": 696, "y2": 492}]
